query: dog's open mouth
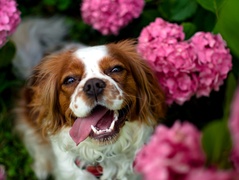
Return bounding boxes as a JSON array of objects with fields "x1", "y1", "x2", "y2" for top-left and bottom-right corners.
[{"x1": 69, "y1": 105, "x2": 128, "y2": 145}]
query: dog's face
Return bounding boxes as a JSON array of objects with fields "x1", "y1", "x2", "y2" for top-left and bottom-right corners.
[{"x1": 27, "y1": 40, "x2": 165, "y2": 145}]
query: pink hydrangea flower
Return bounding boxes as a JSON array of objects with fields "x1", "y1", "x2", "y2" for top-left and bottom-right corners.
[
  {"x1": 190, "y1": 32, "x2": 232, "y2": 97},
  {"x1": 229, "y1": 86, "x2": 239, "y2": 170},
  {"x1": 137, "y1": 18, "x2": 184, "y2": 63},
  {"x1": 158, "y1": 72, "x2": 198, "y2": 105},
  {"x1": 153, "y1": 42, "x2": 198, "y2": 105},
  {"x1": 184, "y1": 168, "x2": 236, "y2": 180},
  {"x1": 134, "y1": 121, "x2": 205, "y2": 180},
  {"x1": 0, "y1": 0, "x2": 21, "y2": 47},
  {"x1": 81, "y1": 0, "x2": 144, "y2": 35},
  {"x1": 138, "y1": 18, "x2": 184, "y2": 45},
  {"x1": 138, "y1": 19, "x2": 196, "y2": 105},
  {"x1": 138, "y1": 18, "x2": 232, "y2": 105}
]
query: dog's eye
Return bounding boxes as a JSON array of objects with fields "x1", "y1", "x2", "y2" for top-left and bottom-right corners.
[
  {"x1": 63, "y1": 76, "x2": 76, "y2": 85},
  {"x1": 111, "y1": 66, "x2": 124, "y2": 73}
]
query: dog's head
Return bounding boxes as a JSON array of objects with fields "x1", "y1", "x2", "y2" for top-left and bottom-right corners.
[{"x1": 27, "y1": 40, "x2": 166, "y2": 145}]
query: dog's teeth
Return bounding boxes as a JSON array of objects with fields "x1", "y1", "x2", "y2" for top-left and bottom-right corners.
[
  {"x1": 109, "y1": 120, "x2": 115, "y2": 130},
  {"x1": 98, "y1": 130, "x2": 104, "y2": 134},
  {"x1": 106, "y1": 128, "x2": 111, "y2": 133},
  {"x1": 91, "y1": 119, "x2": 116, "y2": 135},
  {"x1": 91, "y1": 125, "x2": 98, "y2": 134},
  {"x1": 113, "y1": 111, "x2": 118, "y2": 121}
]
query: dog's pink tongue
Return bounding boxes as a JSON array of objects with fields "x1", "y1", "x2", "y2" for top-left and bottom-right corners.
[{"x1": 69, "y1": 107, "x2": 108, "y2": 145}]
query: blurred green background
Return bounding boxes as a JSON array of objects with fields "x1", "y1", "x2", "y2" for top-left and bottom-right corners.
[{"x1": 0, "y1": 0, "x2": 239, "y2": 179}]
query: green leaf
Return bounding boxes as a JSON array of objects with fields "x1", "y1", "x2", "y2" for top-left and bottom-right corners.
[
  {"x1": 182, "y1": 22, "x2": 197, "y2": 39},
  {"x1": 214, "y1": 0, "x2": 239, "y2": 58},
  {"x1": 58, "y1": 0, "x2": 71, "y2": 11},
  {"x1": 43, "y1": 0, "x2": 55, "y2": 6},
  {"x1": 0, "y1": 41, "x2": 16, "y2": 68},
  {"x1": 202, "y1": 74, "x2": 236, "y2": 168},
  {"x1": 202, "y1": 119, "x2": 232, "y2": 169},
  {"x1": 223, "y1": 73, "x2": 237, "y2": 118},
  {"x1": 170, "y1": 0, "x2": 198, "y2": 21},
  {"x1": 196, "y1": 0, "x2": 226, "y2": 17},
  {"x1": 202, "y1": 73, "x2": 238, "y2": 169},
  {"x1": 141, "y1": 9, "x2": 160, "y2": 26},
  {"x1": 159, "y1": 0, "x2": 198, "y2": 21}
]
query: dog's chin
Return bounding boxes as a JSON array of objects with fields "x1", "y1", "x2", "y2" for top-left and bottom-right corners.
[{"x1": 89, "y1": 105, "x2": 129, "y2": 145}]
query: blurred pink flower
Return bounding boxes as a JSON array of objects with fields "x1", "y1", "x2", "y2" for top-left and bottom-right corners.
[
  {"x1": 185, "y1": 168, "x2": 235, "y2": 180},
  {"x1": 138, "y1": 18, "x2": 232, "y2": 105},
  {"x1": 229, "y1": 86, "x2": 239, "y2": 170},
  {"x1": 81, "y1": 0, "x2": 144, "y2": 35},
  {"x1": 190, "y1": 32, "x2": 232, "y2": 97},
  {"x1": 0, "y1": 165, "x2": 6, "y2": 180},
  {"x1": 134, "y1": 121, "x2": 205, "y2": 180},
  {"x1": 0, "y1": 0, "x2": 21, "y2": 47}
]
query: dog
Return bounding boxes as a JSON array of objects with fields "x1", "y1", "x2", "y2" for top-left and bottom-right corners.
[{"x1": 14, "y1": 18, "x2": 166, "y2": 180}]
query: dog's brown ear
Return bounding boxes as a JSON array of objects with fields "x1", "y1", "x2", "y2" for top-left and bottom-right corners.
[
  {"x1": 27, "y1": 54, "x2": 66, "y2": 136},
  {"x1": 126, "y1": 45, "x2": 166, "y2": 126},
  {"x1": 108, "y1": 40, "x2": 166, "y2": 126}
]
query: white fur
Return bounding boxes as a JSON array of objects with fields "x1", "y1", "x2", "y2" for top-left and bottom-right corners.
[
  {"x1": 50, "y1": 121, "x2": 152, "y2": 179},
  {"x1": 74, "y1": 45, "x2": 108, "y2": 67},
  {"x1": 16, "y1": 119, "x2": 152, "y2": 179},
  {"x1": 50, "y1": 141, "x2": 97, "y2": 180}
]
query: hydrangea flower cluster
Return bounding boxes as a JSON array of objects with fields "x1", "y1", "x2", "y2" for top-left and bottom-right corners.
[
  {"x1": 137, "y1": 18, "x2": 232, "y2": 105},
  {"x1": 190, "y1": 32, "x2": 232, "y2": 98},
  {"x1": 81, "y1": 0, "x2": 144, "y2": 35},
  {"x1": 229, "y1": 86, "x2": 239, "y2": 170},
  {"x1": 134, "y1": 121, "x2": 235, "y2": 180},
  {"x1": 134, "y1": 121, "x2": 205, "y2": 180},
  {"x1": 0, "y1": 0, "x2": 21, "y2": 47}
]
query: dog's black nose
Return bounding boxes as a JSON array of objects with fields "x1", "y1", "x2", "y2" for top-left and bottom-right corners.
[{"x1": 83, "y1": 78, "x2": 106, "y2": 98}]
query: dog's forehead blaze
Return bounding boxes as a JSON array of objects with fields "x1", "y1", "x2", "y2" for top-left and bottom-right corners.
[
  {"x1": 73, "y1": 45, "x2": 129, "y2": 76},
  {"x1": 74, "y1": 45, "x2": 109, "y2": 74}
]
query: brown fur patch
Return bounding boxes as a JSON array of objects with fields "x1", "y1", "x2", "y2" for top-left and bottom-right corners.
[
  {"x1": 107, "y1": 40, "x2": 166, "y2": 126},
  {"x1": 23, "y1": 49, "x2": 84, "y2": 135}
]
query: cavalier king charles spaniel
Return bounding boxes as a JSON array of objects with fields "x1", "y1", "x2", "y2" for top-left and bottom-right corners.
[{"x1": 15, "y1": 40, "x2": 166, "y2": 180}]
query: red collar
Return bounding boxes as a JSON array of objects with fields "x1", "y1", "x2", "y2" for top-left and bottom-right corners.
[{"x1": 75, "y1": 158, "x2": 103, "y2": 178}]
